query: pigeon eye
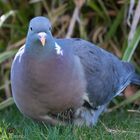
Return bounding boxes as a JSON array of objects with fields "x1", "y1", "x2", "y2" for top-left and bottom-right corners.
[{"x1": 30, "y1": 27, "x2": 33, "y2": 31}]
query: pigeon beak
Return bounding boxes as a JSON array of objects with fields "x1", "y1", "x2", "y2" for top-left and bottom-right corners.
[{"x1": 38, "y1": 32, "x2": 46, "y2": 47}]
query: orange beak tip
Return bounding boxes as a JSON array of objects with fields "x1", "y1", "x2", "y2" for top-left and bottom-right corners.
[
  {"x1": 38, "y1": 32, "x2": 46, "y2": 47},
  {"x1": 40, "y1": 37, "x2": 46, "y2": 46}
]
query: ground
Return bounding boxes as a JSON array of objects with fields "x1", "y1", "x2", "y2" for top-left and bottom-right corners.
[{"x1": 0, "y1": 105, "x2": 140, "y2": 140}]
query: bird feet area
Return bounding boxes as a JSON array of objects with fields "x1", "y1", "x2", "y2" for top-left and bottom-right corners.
[
  {"x1": 73, "y1": 105, "x2": 106, "y2": 126},
  {"x1": 41, "y1": 105, "x2": 106, "y2": 126},
  {"x1": 73, "y1": 107, "x2": 97, "y2": 126}
]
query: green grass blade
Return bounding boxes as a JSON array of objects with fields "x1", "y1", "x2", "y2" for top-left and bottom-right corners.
[
  {"x1": 0, "y1": 97, "x2": 14, "y2": 111},
  {"x1": 98, "y1": 0, "x2": 111, "y2": 23},
  {"x1": 122, "y1": 26, "x2": 140, "y2": 62},
  {"x1": 0, "y1": 10, "x2": 16, "y2": 28},
  {"x1": 0, "y1": 50, "x2": 17, "y2": 63},
  {"x1": 105, "y1": 6, "x2": 124, "y2": 41},
  {"x1": 87, "y1": 0, "x2": 105, "y2": 18}
]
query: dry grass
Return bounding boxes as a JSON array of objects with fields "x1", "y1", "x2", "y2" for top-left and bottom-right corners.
[{"x1": 0, "y1": 0, "x2": 140, "y2": 138}]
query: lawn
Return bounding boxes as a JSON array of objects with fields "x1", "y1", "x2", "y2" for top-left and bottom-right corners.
[
  {"x1": 0, "y1": 105, "x2": 140, "y2": 140},
  {"x1": 0, "y1": 1, "x2": 140, "y2": 139}
]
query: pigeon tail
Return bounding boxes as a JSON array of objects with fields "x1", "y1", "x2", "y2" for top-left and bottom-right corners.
[
  {"x1": 131, "y1": 73, "x2": 140, "y2": 85},
  {"x1": 122, "y1": 61, "x2": 140, "y2": 85}
]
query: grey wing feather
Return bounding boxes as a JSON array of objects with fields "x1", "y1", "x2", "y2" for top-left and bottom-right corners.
[{"x1": 56, "y1": 38, "x2": 135, "y2": 107}]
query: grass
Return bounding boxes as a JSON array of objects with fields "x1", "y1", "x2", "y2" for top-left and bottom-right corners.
[
  {"x1": 0, "y1": 0, "x2": 140, "y2": 139},
  {"x1": 0, "y1": 105, "x2": 140, "y2": 140}
]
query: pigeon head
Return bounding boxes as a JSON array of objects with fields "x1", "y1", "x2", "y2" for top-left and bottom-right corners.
[{"x1": 25, "y1": 16, "x2": 55, "y2": 51}]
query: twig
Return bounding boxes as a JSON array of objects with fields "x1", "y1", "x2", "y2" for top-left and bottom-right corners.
[
  {"x1": 0, "y1": 97, "x2": 14, "y2": 111},
  {"x1": 0, "y1": 81, "x2": 10, "y2": 90},
  {"x1": 127, "y1": 0, "x2": 135, "y2": 27},
  {"x1": 66, "y1": 0, "x2": 85, "y2": 38},
  {"x1": 92, "y1": 26, "x2": 104, "y2": 43},
  {"x1": 4, "y1": 74, "x2": 11, "y2": 98},
  {"x1": 109, "y1": 40, "x2": 122, "y2": 57},
  {"x1": 100, "y1": 121, "x2": 140, "y2": 134},
  {"x1": 127, "y1": 109, "x2": 140, "y2": 114},
  {"x1": 128, "y1": 0, "x2": 140, "y2": 42},
  {"x1": 7, "y1": 38, "x2": 25, "y2": 50},
  {"x1": 66, "y1": 7, "x2": 79, "y2": 38}
]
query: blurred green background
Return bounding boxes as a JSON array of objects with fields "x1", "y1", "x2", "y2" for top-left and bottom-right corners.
[
  {"x1": 1, "y1": 0, "x2": 140, "y2": 105},
  {"x1": 0, "y1": 0, "x2": 140, "y2": 139}
]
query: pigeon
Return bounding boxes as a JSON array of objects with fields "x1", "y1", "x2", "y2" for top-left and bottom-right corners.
[{"x1": 11, "y1": 16, "x2": 140, "y2": 126}]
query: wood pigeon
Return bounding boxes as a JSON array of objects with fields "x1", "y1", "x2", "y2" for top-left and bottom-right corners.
[{"x1": 11, "y1": 16, "x2": 140, "y2": 126}]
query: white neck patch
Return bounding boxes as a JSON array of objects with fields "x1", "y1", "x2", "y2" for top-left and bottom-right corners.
[{"x1": 55, "y1": 42, "x2": 63, "y2": 56}]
